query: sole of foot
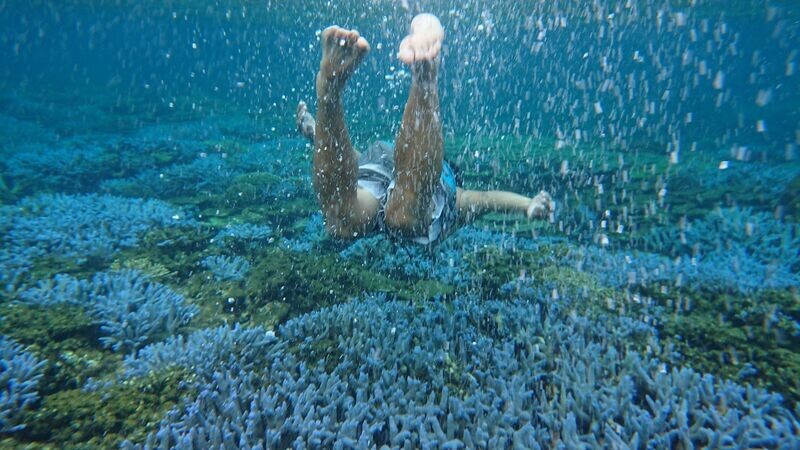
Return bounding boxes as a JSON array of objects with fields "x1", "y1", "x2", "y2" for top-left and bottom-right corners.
[
  {"x1": 318, "y1": 26, "x2": 370, "y2": 87},
  {"x1": 398, "y1": 13, "x2": 444, "y2": 65}
]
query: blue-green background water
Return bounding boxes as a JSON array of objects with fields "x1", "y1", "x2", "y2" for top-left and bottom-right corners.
[
  {"x1": 1, "y1": 0, "x2": 799, "y2": 448},
  {"x1": 5, "y1": 1, "x2": 798, "y2": 146}
]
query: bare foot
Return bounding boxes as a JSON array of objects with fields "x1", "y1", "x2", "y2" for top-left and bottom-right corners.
[
  {"x1": 318, "y1": 26, "x2": 370, "y2": 92},
  {"x1": 398, "y1": 13, "x2": 444, "y2": 79},
  {"x1": 527, "y1": 191, "x2": 554, "y2": 220},
  {"x1": 296, "y1": 101, "x2": 316, "y2": 141}
]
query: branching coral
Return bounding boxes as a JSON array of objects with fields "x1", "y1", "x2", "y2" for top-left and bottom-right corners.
[
  {"x1": 20, "y1": 271, "x2": 198, "y2": 353},
  {"x1": 0, "y1": 336, "x2": 45, "y2": 433},
  {"x1": 0, "y1": 194, "x2": 194, "y2": 291},
  {"x1": 121, "y1": 293, "x2": 799, "y2": 449},
  {"x1": 201, "y1": 255, "x2": 251, "y2": 281}
]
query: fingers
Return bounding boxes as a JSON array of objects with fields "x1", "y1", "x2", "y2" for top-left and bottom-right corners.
[
  {"x1": 296, "y1": 101, "x2": 307, "y2": 129},
  {"x1": 539, "y1": 191, "x2": 554, "y2": 210},
  {"x1": 527, "y1": 191, "x2": 555, "y2": 220},
  {"x1": 540, "y1": 191, "x2": 555, "y2": 215}
]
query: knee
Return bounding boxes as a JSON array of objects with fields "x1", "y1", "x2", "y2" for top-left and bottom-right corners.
[
  {"x1": 383, "y1": 207, "x2": 426, "y2": 238},
  {"x1": 324, "y1": 219, "x2": 359, "y2": 241},
  {"x1": 325, "y1": 222, "x2": 350, "y2": 240},
  {"x1": 323, "y1": 214, "x2": 374, "y2": 241}
]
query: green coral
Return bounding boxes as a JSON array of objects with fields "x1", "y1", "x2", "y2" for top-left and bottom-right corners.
[
  {"x1": 187, "y1": 247, "x2": 458, "y2": 328},
  {"x1": 135, "y1": 226, "x2": 213, "y2": 278},
  {"x1": 0, "y1": 303, "x2": 115, "y2": 395},
  {"x1": 110, "y1": 256, "x2": 176, "y2": 281},
  {"x1": 15, "y1": 369, "x2": 194, "y2": 449},
  {"x1": 782, "y1": 174, "x2": 800, "y2": 221},
  {"x1": 0, "y1": 302, "x2": 194, "y2": 448},
  {"x1": 659, "y1": 289, "x2": 800, "y2": 407},
  {"x1": 246, "y1": 248, "x2": 387, "y2": 315},
  {"x1": 222, "y1": 172, "x2": 283, "y2": 208}
]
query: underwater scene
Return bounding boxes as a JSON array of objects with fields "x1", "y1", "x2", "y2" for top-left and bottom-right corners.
[{"x1": 1, "y1": 0, "x2": 799, "y2": 448}]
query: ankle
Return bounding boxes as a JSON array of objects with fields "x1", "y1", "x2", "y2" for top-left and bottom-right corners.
[{"x1": 411, "y1": 60, "x2": 438, "y2": 84}]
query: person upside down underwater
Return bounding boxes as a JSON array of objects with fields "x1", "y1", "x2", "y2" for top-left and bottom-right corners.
[{"x1": 297, "y1": 13, "x2": 554, "y2": 245}]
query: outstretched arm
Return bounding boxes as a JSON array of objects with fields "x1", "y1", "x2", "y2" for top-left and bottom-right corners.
[{"x1": 456, "y1": 189, "x2": 553, "y2": 224}]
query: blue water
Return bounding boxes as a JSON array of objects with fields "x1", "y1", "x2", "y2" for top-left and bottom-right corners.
[{"x1": 1, "y1": 0, "x2": 799, "y2": 448}]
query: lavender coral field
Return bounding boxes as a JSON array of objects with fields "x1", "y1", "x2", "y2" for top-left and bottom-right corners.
[{"x1": 1, "y1": 0, "x2": 799, "y2": 448}]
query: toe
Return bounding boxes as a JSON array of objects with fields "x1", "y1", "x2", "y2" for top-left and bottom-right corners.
[
  {"x1": 322, "y1": 26, "x2": 339, "y2": 43},
  {"x1": 424, "y1": 42, "x2": 440, "y2": 60},
  {"x1": 431, "y1": 40, "x2": 442, "y2": 57},
  {"x1": 421, "y1": 46, "x2": 432, "y2": 60},
  {"x1": 332, "y1": 28, "x2": 350, "y2": 45},
  {"x1": 334, "y1": 30, "x2": 347, "y2": 45},
  {"x1": 355, "y1": 36, "x2": 370, "y2": 53},
  {"x1": 398, "y1": 36, "x2": 414, "y2": 63}
]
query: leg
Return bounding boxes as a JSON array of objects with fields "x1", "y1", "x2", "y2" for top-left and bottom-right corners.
[
  {"x1": 313, "y1": 26, "x2": 379, "y2": 239},
  {"x1": 456, "y1": 189, "x2": 554, "y2": 224},
  {"x1": 384, "y1": 14, "x2": 445, "y2": 238},
  {"x1": 296, "y1": 101, "x2": 362, "y2": 159}
]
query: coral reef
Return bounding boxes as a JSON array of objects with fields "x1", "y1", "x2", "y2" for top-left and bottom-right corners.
[
  {"x1": 123, "y1": 323, "x2": 279, "y2": 379},
  {"x1": 19, "y1": 369, "x2": 194, "y2": 448},
  {"x1": 281, "y1": 212, "x2": 326, "y2": 252},
  {"x1": 201, "y1": 255, "x2": 251, "y2": 281},
  {"x1": 0, "y1": 194, "x2": 194, "y2": 291},
  {"x1": 212, "y1": 223, "x2": 272, "y2": 245},
  {"x1": 2, "y1": 135, "x2": 205, "y2": 199},
  {"x1": 20, "y1": 271, "x2": 198, "y2": 353},
  {"x1": 101, "y1": 154, "x2": 240, "y2": 199},
  {"x1": 339, "y1": 226, "x2": 551, "y2": 286},
  {"x1": 88, "y1": 271, "x2": 199, "y2": 353},
  {"x1": 659, "y1": 288, "x2": 800, "y2": 404},
  {"x1": 0, "y1": 336, "x2": 45, "y2": 433},
  {"x1": 1, "y1": 14, "x2": 798, "y2": 446},
  {"x1": 631, "y1": 207, "x2": 800, "y2": 293},
  {"x1": 122, "y1": 294, "x2": 799, "y2": 449}
]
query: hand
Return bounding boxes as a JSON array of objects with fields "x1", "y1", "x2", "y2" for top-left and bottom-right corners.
[
  {"x1": 526, "y1": 190, "x2": 554, "y2": 220},
  {"x1": 296, "y1": 101, "x2": 316, "y2": 139}
]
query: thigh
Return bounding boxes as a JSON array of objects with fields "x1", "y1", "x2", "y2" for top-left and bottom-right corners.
[
  {"x1": 355, "y1": 187, "x2": 381, "y2": 223},
  {"x1": 318, "y1": 186, "x2": 381, "y2": 240}
]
